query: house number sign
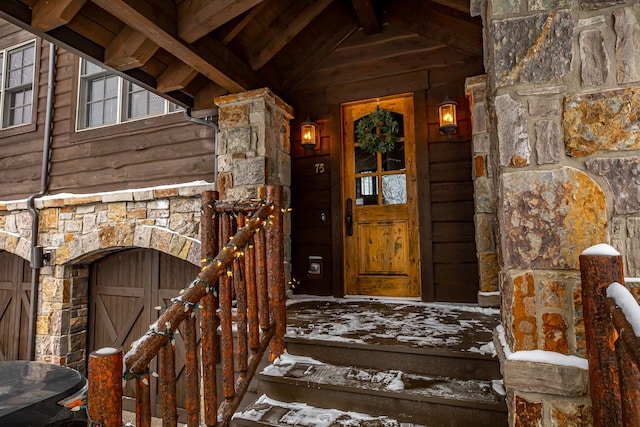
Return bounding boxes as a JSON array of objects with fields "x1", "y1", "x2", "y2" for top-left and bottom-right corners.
[{"x1": 315, "y1": 163, "x2": 326, "y2": 174}]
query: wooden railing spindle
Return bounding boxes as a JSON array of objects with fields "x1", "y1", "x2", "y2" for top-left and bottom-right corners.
[
  {"x1": 182, "y1": 315, "x2": 200, "y2": 426},
  {"x1": 220, "y1": 212, "x2": 235, "y2": 401},
  {"x1": 200, "y1": 191, "x2": 219, "y2": 426},
  {"x1": 159, "y1": 340, "x2": 178, "y2": 426},
  {"x1": 255, "y1": 227, "x2": 269, "y2": 332},
  {"x1": 266, "y1": 186, "x2": 286, "y2": 361},
  {"x1": 245, "y1": 233, "x2": 259, "y2": 353},
  {"x1": 135, "y1": 373, "x2": 151, "y2": 427}
]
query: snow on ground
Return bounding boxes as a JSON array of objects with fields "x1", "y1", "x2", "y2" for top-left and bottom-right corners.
[
  {"x1": 235, "y1": 395, "x2": 427, "y2": 427},
  {"x1": 285, "y1": 296, "x2": 499, "y2": 355}
]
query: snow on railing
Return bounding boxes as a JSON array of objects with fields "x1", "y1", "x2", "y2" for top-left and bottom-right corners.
[{"x1": 580, "y1": 244, "x2": 640, "y2": 426}]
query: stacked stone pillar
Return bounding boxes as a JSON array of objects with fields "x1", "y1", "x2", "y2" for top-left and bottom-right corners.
[
  {"x1": 469, "y1": 0, "x2": 640, "y2": 424},
  {"x1": 214, "y1": 88, "x2": 293, "y2": 286}
]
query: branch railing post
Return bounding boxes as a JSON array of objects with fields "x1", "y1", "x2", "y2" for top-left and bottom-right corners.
[
  {"x1": 88, "y1": 347, "x2": 123, "y2": 427},
  {"x1": 579, "y1": 248, "x2": 624, "y2": 427},
  {"x1": 200, "y1": 190, "x2": 219, "y2": 426},
  {"x1": 266, "y1": 185, "x2": 286, "y2": 361}
]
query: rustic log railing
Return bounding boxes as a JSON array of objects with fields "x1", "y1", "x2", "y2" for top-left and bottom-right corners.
[
  {"x1": 87, "y1": 185, "x2": 287, "y2": 427},
  {"x1": 579, "y1": 244, "x2": 640, "y2": 427}
]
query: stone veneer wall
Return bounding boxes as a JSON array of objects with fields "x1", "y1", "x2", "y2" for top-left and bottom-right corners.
[
  {"x1": 469, "y1": 0, "x2": 640, "y2": 425},
  {"x1": 0, "y1": 183, "x2": 212, "y2": 371}
]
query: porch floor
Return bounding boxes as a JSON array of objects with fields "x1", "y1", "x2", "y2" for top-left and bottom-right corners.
[{"x1": 285, "y1": 296, "x2": 500, "y2": 355}]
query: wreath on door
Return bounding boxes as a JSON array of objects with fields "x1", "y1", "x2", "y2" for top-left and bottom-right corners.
[{"x1": 355, "y1": 106, "x2": 400, "y2": 154}]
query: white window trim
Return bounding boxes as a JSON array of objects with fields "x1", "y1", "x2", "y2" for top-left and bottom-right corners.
[
  {"x1": 75, "y1": 58, "x2": 182, "y2": 132},
  {"x1": 0, "y1": 39, "x2": 37, "y2": 130}
]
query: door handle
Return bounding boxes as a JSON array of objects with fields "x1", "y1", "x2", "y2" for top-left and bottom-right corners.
[{"x1": 345, "y1": 198, "x2": 353, "y2": 236}]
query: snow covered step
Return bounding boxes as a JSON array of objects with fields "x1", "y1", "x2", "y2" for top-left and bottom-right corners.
[
  {"x1": 253, "y1": 353, "x2": 507, "y2": 427},
  {"x1": 232, "y1": 395, "x2": 430, "y2": 427},
  {"x1": 285, "y1": 336, "x2": 501, "y2": 381}
]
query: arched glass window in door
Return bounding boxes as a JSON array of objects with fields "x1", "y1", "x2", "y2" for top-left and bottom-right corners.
[{"x1": 353, "y1": 111, "x2": 406, "y2": 206}]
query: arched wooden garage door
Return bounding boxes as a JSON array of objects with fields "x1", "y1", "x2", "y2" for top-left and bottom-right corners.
[
  {"x1": 89, "y1": 248, "x2": 200, "y2": 417},
  {"x1": 0, "y1": 251, "x2": 31, "y2": 361}
]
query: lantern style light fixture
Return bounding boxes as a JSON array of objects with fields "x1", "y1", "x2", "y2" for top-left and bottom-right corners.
[
  {"x1": 301, "y1": 117, "x2": 317, "y2": 152},
  {"x1": 438, "y1": 97, "x2": 458, "y2": 139}
]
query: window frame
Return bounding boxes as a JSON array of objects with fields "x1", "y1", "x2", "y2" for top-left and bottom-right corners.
[
  {"x1": 0, "y1": 39, "x2": 38, "y2": 134},
  {"x1": 75, "y1": 58, "x2": 181, "y2": 132}
]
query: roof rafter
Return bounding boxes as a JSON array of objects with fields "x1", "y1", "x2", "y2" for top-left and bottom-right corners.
[
  {"x1": 247, "y1": 0, "x2": 333, "y2": 71},
  {"x1": 91, "y1": 0, "x2": 259, "y2": 93},
  {"x1": 350, "y1": 0, "x2": 381, "y2": 34},
  {"x1": 31, "y1": 0, "x2": 86, "y2": 31},
  {"x1": 104, "y1": 26, "x2": 159, "y2": 71},
  {"x1": 386, "y1": 0, "x2": 482, "y2": 57},
  {"x1": 178, "y1": 0, "x2": 264, "y2": 44}
]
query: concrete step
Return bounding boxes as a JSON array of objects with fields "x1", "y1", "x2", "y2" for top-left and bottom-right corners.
[
  {"x1": 232, "y1": 395, "x2": 430, "y2": 427},
  {"x1": 285, "y1": 336, "x2": 501, "y2": 381},
  {"x1": 248, "y1": 353, "x2": 507, "y2": 427}
]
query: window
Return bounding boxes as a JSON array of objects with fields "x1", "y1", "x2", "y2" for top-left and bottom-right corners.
[
  {"x1": 0, "y1": 41, "x2": 36, "y2": 129},
  {"x1": 77, "y1": 59, "x2": 181, "y2": 130}
]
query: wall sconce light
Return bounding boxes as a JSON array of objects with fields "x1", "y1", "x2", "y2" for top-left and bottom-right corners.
[
  {"x1": 438, "y1": 97, "x2": 458, "y2": 139},
  {"x1": 301, "y1": 117, "x2": 316, "y2": 152}
]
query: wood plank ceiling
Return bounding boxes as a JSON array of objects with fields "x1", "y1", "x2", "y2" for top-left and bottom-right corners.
[{"x1": 0, "y1": 0, "x2": 482, "y2": 110}]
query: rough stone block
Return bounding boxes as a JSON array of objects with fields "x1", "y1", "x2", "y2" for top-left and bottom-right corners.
[
  {"x1": 614, "y1": 7, "x2": 640, "y2": 84},
  {"x1": 565, "y1": 88, "x2": 640, "y2": 156},
  {"x1": 234, "y1": 157, "x2": 266, "y2": 186},
  {"x1": 501, "y1": 167, "x2": 607, "y2": 269},
  {"x1": 541, "y1": 312, "x2": 569, "y2": 353},
  {"x1": 495, "y1": 94, "x2": 530, "y2": 167},
  {"x1": 549, "y1": 400, "x2": 593, "y2": 426},
  {"x1": 506, "y1": 360, "x2": 589, "y2": 396},
  {"x1": 528, "y1": 97, "x2": 561, "y2": 116},
  {"x1": 491, "y1": 11, "x2": 573, "y2": 87},
  {"x1": 535, "y1": 119, "x2": 562, "y2": 164},
  {"x1": 107, "y1": 202, "x2": 127, "y2": 223},
  {"x1": 579, "y1": 29, "x2": 609, "y2": 86},
  {"x1": 492, "y1": 0, "x2": 522, "y2": 16},
  {"x1": 473, "y1": 134, "x2": 490, "y2": 153},
  {"x1": 226, "y1": 127, "x2": 252, "y2": 153},
  {"x1": 586, "y1": 156, "x2": 640, "y2": 214},
  {"x1": 528, "y1": 0, "x2": 571, "y2": 10}
]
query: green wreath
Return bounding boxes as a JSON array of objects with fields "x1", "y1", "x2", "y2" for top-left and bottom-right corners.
[{"x1": 355, "y1": 106, "x2": 400, "y2": 154}]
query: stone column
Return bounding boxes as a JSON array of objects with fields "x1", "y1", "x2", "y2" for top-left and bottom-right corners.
[
  {"x1": 465, "y1": 75, "x2": 499, "y2": 307},
  {"x1": 214, "y1": 88, "x2": 294, "y2": 285}
]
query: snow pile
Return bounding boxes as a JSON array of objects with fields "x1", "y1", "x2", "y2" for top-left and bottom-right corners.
[
  {"x1": 497, "y1": 325, "x2": 588, "y2": 370},
  {"x1": 234, "y1": 395, "x2": 408, "y2": 426}
]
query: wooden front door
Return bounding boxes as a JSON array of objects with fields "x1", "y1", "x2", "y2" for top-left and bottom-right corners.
[
  {"x1": 342, "y1": 94, "x2": 421, "y2": 297},
  {"x1": 89, "y1": 249, "x2": 200, "y2": 418},
  {"x1": 0, "y1": 252, "x2": 31, "y2": 361}
]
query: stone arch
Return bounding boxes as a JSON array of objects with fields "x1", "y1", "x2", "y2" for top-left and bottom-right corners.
[
  {"x1": 0, "y1": 230, "x2": 31, "y2": 262},
  {"x1": 55, "y1": 224, "x2": 201, "y2": 267}
]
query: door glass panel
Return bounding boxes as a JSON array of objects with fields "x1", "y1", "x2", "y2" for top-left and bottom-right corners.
[
  {"x1": 356, "y1": 175, "x2": 378, "y2": 205},
  {"x1": 355, "y1": 146, "x2": 377, "y2": 173},
  {"x1": 383, "y1": 141, "x2": 405, "y2": 171},
  {"x1": 382, "y1": 174, "x2": 407, "y2": 205}
]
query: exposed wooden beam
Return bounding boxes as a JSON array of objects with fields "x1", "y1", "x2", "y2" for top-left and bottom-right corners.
[
  {"x1": 277, "y1": 2, "x2": 358, "y2": 93},
  {"x1": 178, "y1": 0, "x2": 264, "y2": 44},
  {"x1": 157, "y1": 59, "x2": 199, "y2": 92},
  {"x1": 247, "y1": 0, "x2": 333, "y2": 71},
  {"x1": 221, "y1": 1, "x2": 267, "y2": 45},
  {"x1": 91, "y1": 0, "x2": 259, "y2": 93},
  {"x1": 31, "y1": 0, "x2": 86, "y2": 31},
  {"x1": 194, "y1": 81, "x2": 228, "y2": 110},
  {"x1": 350, "y1": 0, "x2": 380, "y2": 35},
  {"x1": 386, "y1": 0, "x2": 482, "y2": 57},
  {"x1": 430, "y1": 0, "x2": 471, "y2": 14},
  {"x1": 105, "y1": 26, "x2": 159, "y2": 71}
]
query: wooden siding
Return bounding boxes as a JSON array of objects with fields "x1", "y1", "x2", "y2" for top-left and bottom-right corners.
[{"x1": 0, "y1": 25, "x2": 216, "y2": 201}]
